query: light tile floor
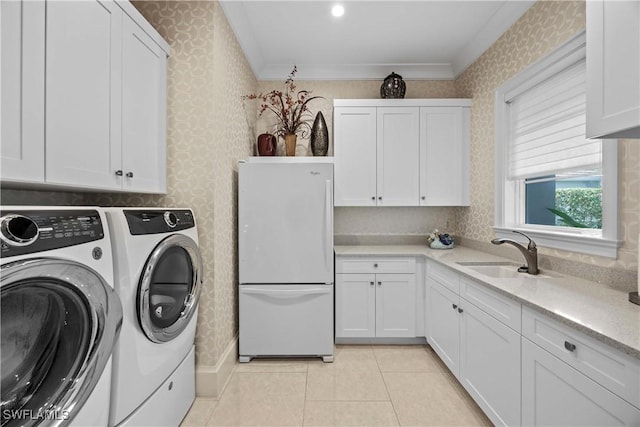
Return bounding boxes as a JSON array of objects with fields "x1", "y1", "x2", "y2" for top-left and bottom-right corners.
[{"x1": 181, "y1": 345, "x2": 493, "y2": 427}]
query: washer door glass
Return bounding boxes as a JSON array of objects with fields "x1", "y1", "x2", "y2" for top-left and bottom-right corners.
[
  {"x1": 138, "y1": 234, "x2": 203, "y2": 343},
  {"x1": 0, "y1": 259, "x2": 122, "y2": 427}
]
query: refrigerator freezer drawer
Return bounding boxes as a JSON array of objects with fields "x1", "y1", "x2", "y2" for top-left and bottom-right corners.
[{"x1": 239, "y1": 284, "x2": 334, "y2": 359}]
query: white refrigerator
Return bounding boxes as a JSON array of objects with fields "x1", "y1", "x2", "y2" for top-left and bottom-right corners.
[{"x1": 238, "y1": 157, "x2": 334, "y2": 363}]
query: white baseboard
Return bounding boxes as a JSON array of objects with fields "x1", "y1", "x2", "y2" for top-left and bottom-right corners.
[{"x1": 195, "y1": 335, "x2": 237, "y2": 398}]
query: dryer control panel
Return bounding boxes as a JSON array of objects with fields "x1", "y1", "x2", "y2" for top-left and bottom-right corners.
[
  {"x1": 0, "y1": 209, "x2": 104, "y2": 257},
  {"x1": 124, "y1": 209, "x2": 195, "y2": 235}
]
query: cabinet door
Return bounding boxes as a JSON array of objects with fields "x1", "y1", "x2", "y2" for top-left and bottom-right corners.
[
  {"x1": 427, "y1": 278, "x2": 460, "y2": 377},
  {"x1": 586, "y1": 0, "x2": 640, "y2": 139},
  {"x1": 45, "y1": 0, "x2": 123, "y2": 190},
  {"x1": 522, "y1": 338, "x2": 640, "y2": 426},
  {"x1": 419, "y1": 107, "x2": 469, "y2": 206},
  {"x1": 376, "y1": 107, "x2": 420, "y2": 206},
  {"x1": 333, "y1": 107, "x2": 377, "y2": 206},
  {"x1": 459, "y1": 300, "x2": 520, "y2": 427},
  {"x1": 121, "y1": 17, "x2": 167, "y2": 193},
  {"x1": 375, "y1": 273, "x2": 416, "y2": 338},
  {"x1": 335, "y1": 273, "x2": 376, "y2": 338},
  {"x1": 1, "y1": 0, "x2": 45, "y2": 183}
]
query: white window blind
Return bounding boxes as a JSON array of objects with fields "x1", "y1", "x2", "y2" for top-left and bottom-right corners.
[{"x1": 507, "y1": 58, "x2": 601, "y2": 180}]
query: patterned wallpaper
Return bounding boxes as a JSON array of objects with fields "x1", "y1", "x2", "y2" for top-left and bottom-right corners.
[
  {"x1": 454, "y1": 0, "x2": 639, "y2": 276},
  {"x1": 91, "y1": 0, "x2": 255, "y2": 369},
  {"x1": 254, "y1": 79, "x2": 461, "y2": 239},
  {"x1": 254, "y1": 79, "x2": 458, "y2": 156}
]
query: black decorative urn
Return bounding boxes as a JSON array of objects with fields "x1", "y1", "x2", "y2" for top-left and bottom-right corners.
[
  {"x1": 310, "y1": 112, "x2": 329, "y2": 156},
  {"x1": 380, "y1": 72, "x2": 406, "y2": 99}
]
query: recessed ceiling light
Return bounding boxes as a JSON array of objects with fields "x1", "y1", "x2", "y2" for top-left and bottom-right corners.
[{"x1": 331, "y1": 4, "x2": 345, "y2": 17}]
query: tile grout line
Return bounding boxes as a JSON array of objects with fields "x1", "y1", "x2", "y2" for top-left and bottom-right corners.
[
  {"x1": 372, "y1": 346, "x2": 403, "y2": 427},
  {"x1": 301, "y1": 359, "x2": 310, "y2": 427}
]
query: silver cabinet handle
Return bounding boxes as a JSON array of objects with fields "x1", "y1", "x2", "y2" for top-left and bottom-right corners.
[
  {"x1": 564, "y1": 341, "x2": 576, "y2": 352},
  {"x1": 126, "y1": 172, "x2": 134, "y2": 178},
  {"x1": 115, "y1": 170, "x2": 123, "y2": 176}
]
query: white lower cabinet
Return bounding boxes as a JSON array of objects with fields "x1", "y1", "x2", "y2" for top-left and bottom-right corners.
[
  {"x1": 522, "y1": 338, "x2": 640, "y2": 426},
  {"x1": 335, "y1": 273, "x2": 376, "y2": 338},
  {"x1": 336, "y1": 257, "x2": 417, "y2": 339},
  {"x1": 375, "y1": 273, "x2": 417, "y2": 337},
  {"x1": 459, "y1": 301, "x2": 520, "y2": 427},
  {"x1": 427, "y1": 261, "x2": 521, "y2": 427},
  {"x1": 521, "y1": 306, "x2": 640, "y2": 426},
  {"x1": 427, "y1": 278, "x2": 460, "y2": 373},
  {"x1": 426, "y1": 260, "x2": 640, "y2": 426}
]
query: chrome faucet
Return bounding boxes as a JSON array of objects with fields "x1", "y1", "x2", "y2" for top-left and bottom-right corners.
[{"x1": 491, "y1": 230, "x2": 538, "y2": 275}]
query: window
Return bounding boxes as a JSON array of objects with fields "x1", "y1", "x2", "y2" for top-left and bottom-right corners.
[{"x1": 494, "y1": 31, "x2": 620, "y2": 258}]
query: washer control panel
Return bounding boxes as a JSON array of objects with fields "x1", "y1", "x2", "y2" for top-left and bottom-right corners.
[
  {"x1": 124, "y1": 209, "x2": 195, "y2": 235},
  {"x1": 0, "y1": 209, "x2": 104, "y2": 257}
]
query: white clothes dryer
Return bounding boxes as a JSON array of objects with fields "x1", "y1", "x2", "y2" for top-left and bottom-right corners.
[
  {"x1": 0, "y1": 206, "x2": 122, "y2": 427},
  {"x1": 105, "y1": 208, "x2": 203, "y2": 427}
]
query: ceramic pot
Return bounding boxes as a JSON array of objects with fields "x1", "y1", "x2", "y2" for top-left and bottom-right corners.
[
  {"x1": 284, "y1": 134, "x2": 297, "y2": 156},
  {"x1": 257, "y1": 133, "x2": 276, "y2": 156},
  {"x1": 380, "y1": 72, "x2": 406, "y2": 99},
  {"x1": 310, "y1": 112, "x2": 329, "y2": 156}
]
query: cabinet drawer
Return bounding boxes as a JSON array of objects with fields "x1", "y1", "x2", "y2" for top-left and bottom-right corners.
[
  {"x1": 336, "y1": 257, "x2": 416, "y2": 274},
  {"x1": 427, "y1": 261, "x2": 459, "y2": 294},
  {"x1": 460, "y1": 277, "x2": 521, "y2": 332},
  {"x1": 522, "y1": 306, "x2": 640, "y2": 408}
]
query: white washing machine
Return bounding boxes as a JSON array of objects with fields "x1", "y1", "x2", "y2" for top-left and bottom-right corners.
[
  {"x1": 105, "y1": 208, "x2": 203, "y2": 427},
  {"x1": 0, "y1": 206, "x2": 122, "y2": 427}
]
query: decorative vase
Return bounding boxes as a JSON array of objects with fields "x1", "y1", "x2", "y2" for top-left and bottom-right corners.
[
  {"x1": 284, "y1": 134, "x2": 297, "y2": 156},
  {"x1": 257, "y1": 133, "x2": 276, "y2": 156},
  {"x1": 380, "y1": 72, "x2": 406, "y2": 99},
  {"x1": 310, "y1": 112, "x2": 329, "y2": 156}
]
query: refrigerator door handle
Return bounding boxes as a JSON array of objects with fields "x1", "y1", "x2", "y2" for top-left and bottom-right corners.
[{"x1": 324, "y1": 179, "x2": 332, "y2": 273}]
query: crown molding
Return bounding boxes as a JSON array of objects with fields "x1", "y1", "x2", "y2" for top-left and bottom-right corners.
[
  {"x1": 257, "y1": 63, "x2": 455, "y2": 81},
  {"x1": 221, "y1": 0, "x2": 535, "y2": 81}
]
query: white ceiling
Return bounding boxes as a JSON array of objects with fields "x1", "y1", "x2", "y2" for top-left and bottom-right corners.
[{"x1": 219, "y1": 0, "x2": 535, "y2": 81}]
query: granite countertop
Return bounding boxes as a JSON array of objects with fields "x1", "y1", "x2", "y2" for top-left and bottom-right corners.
[{"x1": 335, "y1": 244, "x2": 640, "y2": 360}]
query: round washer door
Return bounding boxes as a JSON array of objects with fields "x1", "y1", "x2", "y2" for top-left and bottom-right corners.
[
  {"x1": 0, "y1": 258, "x2": 122, "y2": 427},
  {"x1": 138, "y1": 234, "x2": 203, "y2": 343}
]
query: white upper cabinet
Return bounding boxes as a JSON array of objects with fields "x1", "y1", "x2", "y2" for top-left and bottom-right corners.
[
  {"x1": 45, "y1": 0, "x2": 123, "y2": 190},
  {"x1": 333, "y1": 99, "x2": 471, "y2": 207},
  {"x1": 0, "y1": 0, "x2": 169, "y2": 193},
  {"x1": 376, "y1": 107, "x2": 420, "y2": 206},
  {"x1": 1, "y1": 1, "x2": 45, "y2": 183},
  {"x1": 419, "y1": 107, "x2": 470, "y2": 205},
  {"x1": 121, "y1": 15, "x2": 168, "y2": 193},
  {"x1": 333, "y1": 107, "x2": 377, "y2": 206},
  {"x1": 586, "y1": 0, "x2": 640, "y2": 139}
]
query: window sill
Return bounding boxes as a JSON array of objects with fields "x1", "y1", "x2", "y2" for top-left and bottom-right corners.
[{"x1": 493, "y1": 226, "x2": 621, "y2": 258}]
